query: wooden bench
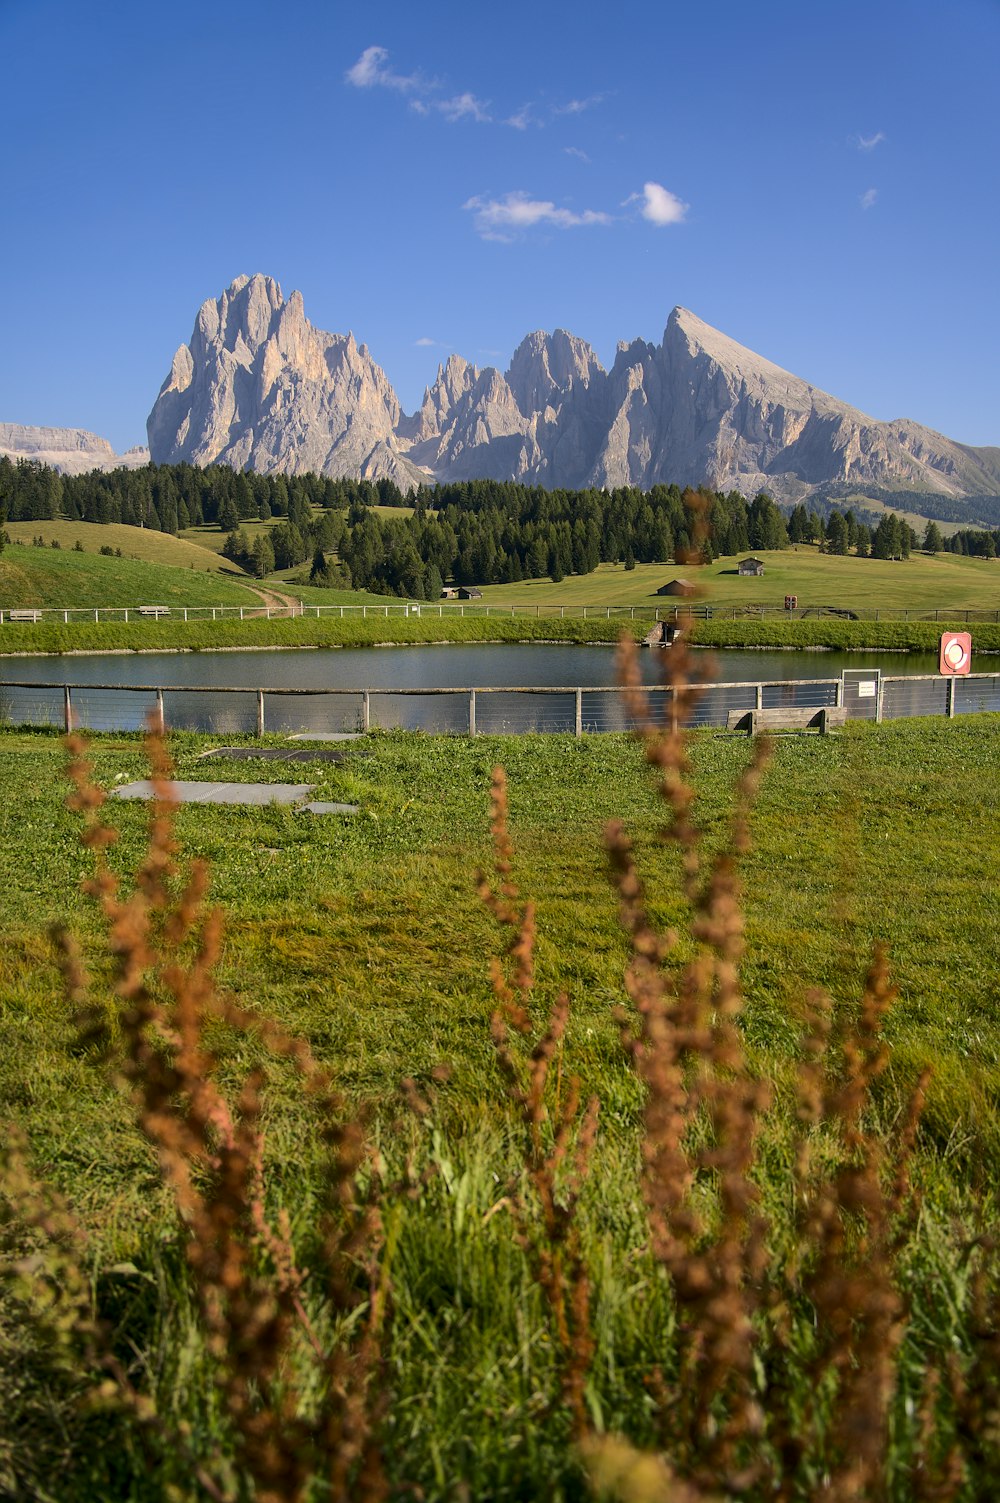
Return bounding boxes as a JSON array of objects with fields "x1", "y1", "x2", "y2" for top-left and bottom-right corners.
[
  {"x1": 6, "y1": 609, "x2": 43, "y2": 623},
  {"x1": 726, "y1": 706, "x2": 848, "y2": 735},
  {"x1": 137, "y1": 605, "x2": 171, "y2": 618}
]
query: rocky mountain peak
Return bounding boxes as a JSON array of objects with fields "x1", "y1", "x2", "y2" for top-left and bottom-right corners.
[
  {"x1": 506, "y1": 328, "x2": 604, "y2": 418},
  {"x1": 147, "y1": 275, "x2": 421, "y2": 487},
  {"x1": 145, "y1": 277, "x2": 1000, "y2": 500}
]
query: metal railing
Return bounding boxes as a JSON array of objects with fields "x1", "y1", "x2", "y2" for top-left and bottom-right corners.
[{"x1": 2, "y1": 673, "x2": 998, "y2": 738}]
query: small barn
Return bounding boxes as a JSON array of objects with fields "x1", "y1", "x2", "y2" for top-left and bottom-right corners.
[
  {"x1": 440, "y1": 587, "x2": 459, "y2": 599},
  {"x1": 738, "y1": 557, "x2": 765, "y2": 576},
  {"x1": 656, "y1": 578, "x2": 697, "y2": 598},
  {"x1": 458, "y1": 586, "x2": 483, "y2": 600}
]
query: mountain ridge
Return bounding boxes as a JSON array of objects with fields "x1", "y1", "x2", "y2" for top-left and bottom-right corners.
[
  {"x1": 139, "y1": 272, "x2": 999, "y2": 502},
  {"x1": 0, "y1": 424, "x2": 149, "y2": 475}
]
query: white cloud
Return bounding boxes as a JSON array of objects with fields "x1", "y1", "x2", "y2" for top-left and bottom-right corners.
[
  {"x1": 464, "y1": 191, "x2": 612, "y2": 240},
  {"x1": 505, "y1": 104, "x2": 535, "y2": 130},
  {"x1": 564, "y1": 146, "x2": 590, "y2": 163},
  {"x1": 345, "y1": 45, "x2": 423, "y2": 93},
  {"x1": 415, "y1": 337, "x2": 437, "y2": 347},
  {"x1": 553, "y1": 93, "x2": 606, "y2": 115},
  {"x1": 625, "y1": 181, "x2": 688, "y2": 226},
  {"x1": 860, "y1": 187, "x2": 878, "y2": 209},
  {"x1": 436, "y1": 92, "x2": 491, "y2": 123},
  {"x1": 855, "y1": 131, "x2": 886, "y2": 151}
]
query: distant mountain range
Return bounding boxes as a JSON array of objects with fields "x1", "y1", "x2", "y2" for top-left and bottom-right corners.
[
  {"x1": 5, "y1": 274, "x2": 997, "y2": 510},
  {"x1": 0, "y1": 424, "x2": 147, "y2": 475},
  {"x1": 145, "y1": 274, "x2": 1000, "y2": 502}
]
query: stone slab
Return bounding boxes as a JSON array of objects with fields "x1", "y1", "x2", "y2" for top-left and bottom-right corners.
[
  {"x1": 302, "y1": 801, "x2": 360, "y2": 816},
  {"x1": 288, "y1": 732, "x2": 363, "y2": 742},
  {"x1": 200, "y1": 747, "x2": 352, "y2": 765},
  {"x1": 110, "y1": 780, "x2": 315, "y2": 807}
]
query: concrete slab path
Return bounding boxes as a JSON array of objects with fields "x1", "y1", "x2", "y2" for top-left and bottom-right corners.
[{"x1": 110, "y1": 780, "x2": 316, "y2": 807}]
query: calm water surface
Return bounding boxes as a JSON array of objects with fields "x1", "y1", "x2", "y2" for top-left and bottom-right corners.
[{"x1": 0, "y1": 644, "x2": 992, "y2": 735}]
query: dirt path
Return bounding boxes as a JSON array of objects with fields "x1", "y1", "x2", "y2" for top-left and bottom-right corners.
[{"x1": 243, "y1": 583, "x2": 302, "y2": 614}]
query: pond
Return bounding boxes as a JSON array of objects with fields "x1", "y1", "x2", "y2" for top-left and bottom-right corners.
[{"x1": 0, "y1": 644, "x2": 993, "y2": 735}]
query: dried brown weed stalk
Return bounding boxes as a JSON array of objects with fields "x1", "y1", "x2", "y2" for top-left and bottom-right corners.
[
  {"x1": 478, "y1": 765, "x2": 600, "y2": 1436},
  {"x1": 54, "y1": 727, "x2": 389, "y2": 1503}
]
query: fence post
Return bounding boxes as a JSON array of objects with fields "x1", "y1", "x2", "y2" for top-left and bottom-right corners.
[
  {"x1": 755, "y1": 684, "x2": 764, "y2": 710},
  {"x1": 947, "y1": 677, "x2": 957, "y2": 719},
  {"x1": 240, "y1": 607, "x2": 244, "y2": 621},
  {"x1": 64, "y1": 611, "x2": 68, "y2": 624},
  {"x1": 257, "y1": 689, "x2": 265, "y2": 738},
  {"x1": 124, "y1": 609, "x2": 128, "y2": 623},
  {"x1": 575, "y1": 687, "x2": 583, "y2": 738},
  {"x1": 156, "y1": 688, "x2": 165, "y2": 734},
  {"x1": 184, "y1": 608, "x2": 188, "y2": 622},
  {"x1": 835, "y1": 679, "x2": 844, "y2": 708},
  {"x1": 363, "y1": 606, "x2": 367, "y2": 619},
  {"x1": 876, "y1": 679, "x2": 885, "y2": 723},
  {"x1": 362, "y1": 690, "x2": 370, "y2": 733},
  {"x1": 469, "y1": 689, "x2": 477, "y2": 736},
  {"x1": 94, "y1": 609, "x2": 99, "y2": 623},
  {"x1": 63, "y1": 685, "x2": 72, "y2": 733},
  {"x1": 212, "y1": 608, "x2": 216, "y2": 621}
]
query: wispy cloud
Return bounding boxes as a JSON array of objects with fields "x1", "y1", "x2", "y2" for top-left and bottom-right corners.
[
  {"x1": 860, "y1": 187, "x2": 878, "y2": 210},
  {"x1": 624, "y1": 181, "x2": 688, "y2": 226},
  {"x1": 414, "y1": 337, "x2": 437, "y2": 347},
  {"x1": 345, "y1": 45, "x2": 424, "y2": 93},
  {"x1": 505, "y1": 104, "x2": 535, "y2": 130},
  {"x1": 437, "y1": 92, "x2": 491, "y2": 123},
  {"x1": 855, "y1": 131, "x2": 886, "y2": 151},
  {"x1": 553, "y1": 93, "x2": 606, "y2": 116},
  {"x1": 464, "y1": 191, "x2": 612, "y2": 240},
  {"x1": 564, "y1": 146, "x2": 590, "y2": 163}
]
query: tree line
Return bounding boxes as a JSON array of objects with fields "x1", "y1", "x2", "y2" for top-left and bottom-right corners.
[
  {"x1": 4, "y1": 453, "x2": 998, "y2": 596},
  {"x1": 0, "y1": 455, "x2": 401, "y2": 533},
  {"x1": 338, "y1": 486, "x2": 792, "y2": 598}
]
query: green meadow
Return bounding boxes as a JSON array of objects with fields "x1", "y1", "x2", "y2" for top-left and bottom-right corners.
[
  {"x1": 1, "y1": 527, "x2": 260, "y2": 612},
  {"x1": 475, "y1": 547, "x2": 1000, "y2": 613},
  {"x1": 2, "y1": 717, "x2": 1000, "y2": 1496}
]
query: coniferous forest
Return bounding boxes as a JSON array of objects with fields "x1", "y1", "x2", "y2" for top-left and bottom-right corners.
[{"x1": 2, "y1": 453, "x2": 997, "y2": 599}]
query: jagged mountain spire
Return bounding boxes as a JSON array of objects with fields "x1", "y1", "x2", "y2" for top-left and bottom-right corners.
[{"x1": 146, "y1": 276, "x2": 1000, "y2": 498}]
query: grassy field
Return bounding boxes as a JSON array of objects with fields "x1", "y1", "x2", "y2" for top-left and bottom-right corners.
[
  {"x1": 1, "y1": 528, "x2": 261, "y2": 612},
  {"x1": 0, "y1": 613, "x2": 639, "y2": 656},
  {"x1": 180, "y1": 517, "x2": 290, "y2": 557},
  {"x1": 4, "y1": 611, "x2": 1000, "y2": 658},
  {"x1": 2, "y1": 717, "x2": 1000, "y2": 1496},
  {"x1": 476, "y1": 549, "x2": 1000, "y2": 612},
  {"x1": 5, "y1": 520, "x2": 250, "y2": 576}
]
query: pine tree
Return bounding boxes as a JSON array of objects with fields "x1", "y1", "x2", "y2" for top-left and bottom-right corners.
[{"x1": 923, "y1": 521, "x2": 943, "y2": 553}]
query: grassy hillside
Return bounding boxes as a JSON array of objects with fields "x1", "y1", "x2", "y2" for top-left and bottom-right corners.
[
  {"x1": 179, "y1": 517, "x2": 291, "y2": 557},
  {"x1": 6, "y1": 519, "x2": 248, "y2": 574},
  {"x1": 476, "y1": 547, "x2": 1000, "y2": 612},
  {"x1": 2, "y1": 718, "x2": 1000, "y2": 1496},
  {"x1": 0, "y1": 538, "x2": 261, "y2": 610}
]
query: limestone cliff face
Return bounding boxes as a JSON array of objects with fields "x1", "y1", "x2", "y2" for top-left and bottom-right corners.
[
  {"x1": 146, "y1": 276, "x2": 999, "y2": 499},
  {"x1": 147, "y1": 274, "x2": 425, "y2": 488},
  {"x1": 0, "y1": 424, "x2": 149, "y2": 474}
]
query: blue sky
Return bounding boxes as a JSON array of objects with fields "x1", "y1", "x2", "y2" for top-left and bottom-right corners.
[{"x1": 2, "y1": 0, "x2": 998, "y2": 454}]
